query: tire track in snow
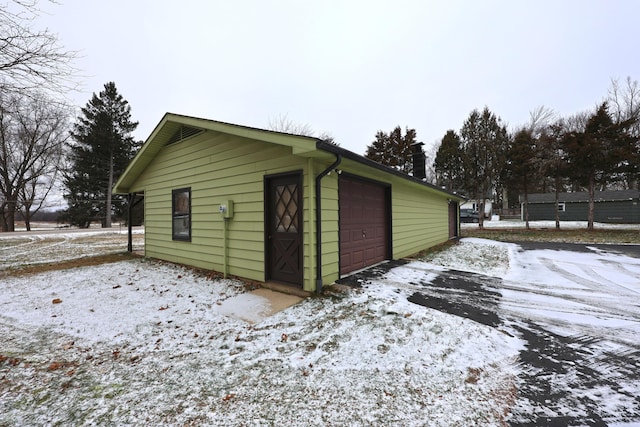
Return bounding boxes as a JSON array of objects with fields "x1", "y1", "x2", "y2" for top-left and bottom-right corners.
[
  {"x1": 0, "y1": 235, "x2": 45, "y2": 253},
  {"x1": 2, "y1": 235, "x2": 70, "y2": 262},
  {"x1": 538, "y1": 257, "x2": 640, "y2": 318},
  {"x1": 338, "y1": 252, "x2": 640, "y2": 425}
]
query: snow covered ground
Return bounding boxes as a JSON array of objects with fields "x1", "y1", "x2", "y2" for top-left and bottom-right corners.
[
  {"x1": 419, "y1": 239, "x2": 640, "y2": 426},
  {"x1": 1, "y1": 230, "x2": 639, "y2": 426},
  {"x1": 463, "y1": 219, "x2": 640, "y2": 231},
  {"x1": 0, "y1": 228, "x2": 144, "y2": 270}
]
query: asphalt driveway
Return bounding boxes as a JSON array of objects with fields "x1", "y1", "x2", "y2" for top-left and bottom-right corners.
[{"x1": 339, "y1": 242, "x2": 640, "y2": 427}]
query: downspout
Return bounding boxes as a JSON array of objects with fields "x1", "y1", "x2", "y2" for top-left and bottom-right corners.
[
  {"x1": 127, "y1": 193, "x2": 134, "y2": 252},
  {"x1": 223, "y1": 217, "x2": 229, "y2": 278},
  {"x1": 315, "y1": 153, "x2": 342, "y2": 294}
]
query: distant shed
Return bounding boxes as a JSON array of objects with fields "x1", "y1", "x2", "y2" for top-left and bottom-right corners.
[{"x1": 522, "y1": 190, "x2": 640, "y2": 223}]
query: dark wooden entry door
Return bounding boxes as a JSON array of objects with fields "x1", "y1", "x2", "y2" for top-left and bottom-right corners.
[
  {"x1": 449, "y1": 201, "x2": 458, "y2": 238},
  {"x1": 339, "y1": 176, "x2": 389, "y2": 275},
  {"x1": 266, "y1": 173, "x2": 303, "y2": 286}
]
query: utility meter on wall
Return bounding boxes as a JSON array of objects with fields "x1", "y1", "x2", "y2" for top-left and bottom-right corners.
[{"x1": 219, "y1": 200, "x2": 234, "y2": 219}]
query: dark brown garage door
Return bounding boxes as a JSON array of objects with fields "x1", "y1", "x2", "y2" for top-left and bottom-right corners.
[{"x1": 339, "y1": 176, "x2": 389, "y2": 275}]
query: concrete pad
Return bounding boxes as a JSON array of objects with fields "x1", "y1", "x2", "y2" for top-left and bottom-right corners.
[{"x1": 212, "y1": 288, "x2": 304, "y2": 324}]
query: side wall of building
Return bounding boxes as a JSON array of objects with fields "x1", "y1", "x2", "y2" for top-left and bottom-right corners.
[
  {"x1": 129, "y1": 130, "x2": 315, "y2": 288},
  {"x1": 128, "y1": 132, "x2": 456, "y2": 290},
  {"x1": 526, "y1": 200, "x2": 640, "y2": 223}
]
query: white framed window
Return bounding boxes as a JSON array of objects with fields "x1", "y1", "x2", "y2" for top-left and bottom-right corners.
[{"x1": 557, "y1": 202, "x2": 566, "y2": 212}]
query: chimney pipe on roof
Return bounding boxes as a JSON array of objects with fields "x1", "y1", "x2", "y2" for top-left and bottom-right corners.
[{"x1": 411, "y1": 142, "x2": 426, "y2": 179}]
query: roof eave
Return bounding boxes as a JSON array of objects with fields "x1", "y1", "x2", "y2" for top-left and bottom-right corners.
[
  {"x1": 316, "y1": 140, "x2": 464, "y2": 201},
  {"x1": 113, "y1": 113, "x2": 320, "y2": 194}
]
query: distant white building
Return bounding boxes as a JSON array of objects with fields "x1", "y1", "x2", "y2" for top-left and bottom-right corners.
[{"x1": 460, "y1": 199, "x2": 492, "y2": 218}]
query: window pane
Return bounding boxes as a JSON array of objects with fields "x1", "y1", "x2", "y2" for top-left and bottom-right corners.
[
  {"x1": 173, "y1": 215, "x2": 190, "y2": 237},
  {"x1": 172, "y1": 188, "x2": 191, "y2": 241},
  {"x1": 274, "y1": 184, "x2": 298, "y2": 233},
  {"x1": 174, "y1": 191, "x2": 190, "y2": 215}
]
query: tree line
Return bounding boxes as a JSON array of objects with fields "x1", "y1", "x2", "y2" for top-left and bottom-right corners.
[
  {"x1": 365, "y1": 77, "x2": 640, "y2": 230},
  {"x1": 2, "y1": 2, "x2": 638, "y2": 232},
  {"x1": 0, "y1": 80, "x2": 140, "y2": 231},
  {"x1": 1, "y1": 1, "x2": 140, "y2": 231}
]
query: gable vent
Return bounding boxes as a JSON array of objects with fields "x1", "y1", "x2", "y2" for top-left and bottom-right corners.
[{"x1": 167, "y1": 125, "x2": 203, "y2": 145}]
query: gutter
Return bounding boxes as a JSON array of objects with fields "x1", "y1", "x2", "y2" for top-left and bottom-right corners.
[
  {"x1": 315, "y1": 140, "x2": 463, "y2": 202},
  {"x1": 315, "y1": 153, "x2": 342, "y2": 294}
]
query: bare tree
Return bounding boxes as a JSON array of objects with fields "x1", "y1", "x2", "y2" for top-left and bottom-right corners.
[
  {"x1": 423, "y1": 142, "x2": 438, "y2": 184},
  {"x1": 607, "y1": 76, "x2": 640, "y2": 189},
  {"x1": 18, "y1": 154, "x2": 62, "y2": 230},
  {"x1": 0, "y1": 0, "x2": 78, "y2": 96},
  {"x1": 268, "y1": 113, "x2": 314, "y2": 136},
  {"x1": 527, "y1": 105, "x2": 556, "y2": 137},
  {"x1": 267, "y1": 112, "x2": 338, "y2": 145},
  {"x1": 608, "y1": 77, "x2": 640, "y2": 131},
  {"x1": 0, "y1": 92, "x2": 69, "y2": 231}
]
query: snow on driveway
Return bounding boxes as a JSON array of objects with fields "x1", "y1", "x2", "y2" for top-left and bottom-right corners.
[{"x1": 401, "y1": 238, "x2": 640, "y2": 426}]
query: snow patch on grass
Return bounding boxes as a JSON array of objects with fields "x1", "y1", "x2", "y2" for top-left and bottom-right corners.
[
  {"x1": 421, "y1": 238, "x2": 513, "y2": 277},
  {"x1": 0, "y1": 258, "x2": 521, "y2": 426}
]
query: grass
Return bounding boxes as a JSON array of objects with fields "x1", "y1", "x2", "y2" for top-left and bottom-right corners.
[
  {"x1": 462, "y1": 227, "x2": 640, "y2": 244},
  {"x1": 412, "y1": 239, "x2": 459, "y2": 259},
  {"x1": 0, "y1": 252, "x2": 139, "y2": 279}
]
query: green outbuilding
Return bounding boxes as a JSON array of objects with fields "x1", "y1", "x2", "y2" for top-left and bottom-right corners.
[
  {"x1": 523, "y1": 190, "x2": 640, "y2": 223},
  {"x1": 113, "y1": 113, "x2": 463, "y2": 293}
]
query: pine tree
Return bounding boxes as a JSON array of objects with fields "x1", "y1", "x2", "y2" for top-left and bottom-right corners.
[
  {"x1": 63, "y1": 82, "x2": 139, "y2": 228},
  {"x1": 506, "y1": 129, "x2": 536, "y2": 229},
  {"x1": 564, "y1": 103, "x2": 631, "y2": 230},
  {"x1": 460, "y1": 107, "x2": 509, "y2": 228},
  {"x1": 434, "y1": 130, "x2": 464, "y2": 191},
  {"x1": 365, "y1": 126, "x2": 417, "y2": 174},
  {"x1": 536, "y1": 121, "x2": 569, "y2": 229}
]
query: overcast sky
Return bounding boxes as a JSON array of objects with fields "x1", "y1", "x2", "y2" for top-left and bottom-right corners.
[{"x1": 38, "y1": 0, "x2": 640, "y2": 156}]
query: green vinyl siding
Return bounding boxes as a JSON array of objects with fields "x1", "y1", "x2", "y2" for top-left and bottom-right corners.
[
  {"x1": 391, "y1": 188, "x2": 449, "y2": 257},
  {"x1": 319, "y1": 158, "x2": 451, "y2": 285},
  {"x1": 317, "y1": 165, "x2": 340, "y2": 284},
  {"x1": 117, "y1": 115, "x2": 462, "y2": 292},
  {"x1": 131, "y1": 130, "x2": 316, "y2": 290},
  {"x1": 527, "y1": 200, "x2": 640, "y2": 223}
]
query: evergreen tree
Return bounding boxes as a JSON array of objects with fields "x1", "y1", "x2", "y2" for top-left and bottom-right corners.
[
  {"x1": 365, "y1": 126, "x2": 417, "y2": 174},
  {"x1": 506, "y1": 129, "x2": 536, "y2": 229},
  {"x1": 63, "y1": 82, "x2": 139, "y2": 228},
  {"x1": 460, "y1": 107, "x2": 509, "y2": 228},
  {"x1": 536, "y1": 121, "x2": 570, "y2": 229},
  {"x1": 434, "y1": 130, "x2": 464, "y2": 191},
  {"x1": 564, "y1": 103, "x2": 633, "y2": 230}
]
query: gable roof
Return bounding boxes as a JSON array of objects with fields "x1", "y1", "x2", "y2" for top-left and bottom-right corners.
[
  {"x1": 113, "y1": 113, "x2": 463, "y2": 201},
  {"x1": 113, "y1": 113, "x2": 321, "y2": 194},
  {"x1": 525, "y1": 190, "x2": 640, "y2": 204}
]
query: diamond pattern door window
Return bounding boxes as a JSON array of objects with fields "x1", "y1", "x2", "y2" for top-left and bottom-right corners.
[{"x1": 275, "y1": 184, "x2": 299, "y2": 233}]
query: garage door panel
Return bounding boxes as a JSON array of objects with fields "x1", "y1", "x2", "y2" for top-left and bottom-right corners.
[
  {"x1": 365, "y1": 248, "x2": 376, "y2": 262},
  {"x1": 339, "y1": 176, "x2": 389, "y2": 275}
]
